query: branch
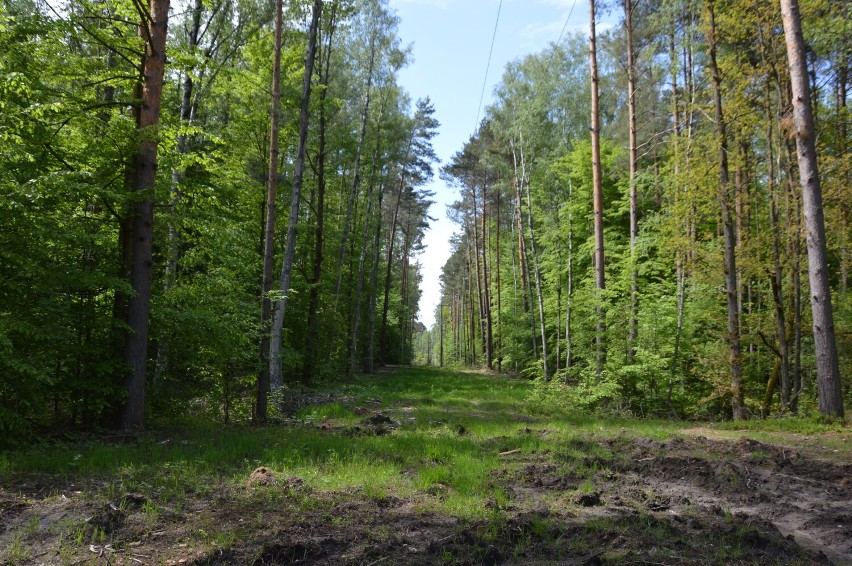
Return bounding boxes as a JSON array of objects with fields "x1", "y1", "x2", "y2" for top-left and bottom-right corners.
[{"x1": 757, "y1": 332, "x2": 782, "y2": 359}]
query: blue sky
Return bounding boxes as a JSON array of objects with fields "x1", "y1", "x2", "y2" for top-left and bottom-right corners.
[{"x1": 387, "y1": 0, "x2": 604, "y2": 327}]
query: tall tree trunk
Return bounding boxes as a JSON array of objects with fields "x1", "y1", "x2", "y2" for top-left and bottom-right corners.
[
  {"x1": 838, "y1": 58, "x2": 848, "y2": 293},
  {"x1": 379, "y1": 179, "x2": 404, "y2": 364},
  {"x1": 780, "y1": 0, "x2": 843, "y2": 417},
  {"x1": 303, "y1": 2, "x2": 338, "y2": 385},
  {"x1": 625, "y1": 0, "x2": 639, "y2": 360},
  {"x1": 332, "y1": 28, "x2": 378, "y2": 306},
  {"x1": 121, "y1": 0, "x2": 170, "y2": 430},
  {"x1": 364, "y1": 102, "x2": 387, "y2": 373},
  {"x1": 269, "y1": 0, "x2": 322, "y2": 392},
  {"x1": 364, "y1": 172, "x2": 386, "y2": 374},
  {"x1": 495, "y1": 185, "x2": 502, "y2": 372},
  {"x1": 470, "y1": 190, "x2": 486, "y2": 362},
  {"x1": 783, "y1": 138, "x2": 804, "y2": 415},
  {"x1": 565, "y1": 179, "x2": 574, "y2": 380},
  {"x1": 257, "y1": 0, "x2": 284, "y2": 422},
  {"x1": 481, "y1": 177, "x2": 494, "y2": 370},
  {"x1": 511, "y1": 140, "x2": 537, "y2": 360},
  {"x1": 767, "y1": 98, "x2": 791, "y2": 409},
  {"x1": 349, "y1": 164, "x2": 382, "y2": 374},
  {"x1": 518, "y1": 142, "x2": 548, "y2": 378},
  {"x1": 468, "y1": 249, "x2": 477, "y2": 364},
  {"x1": 589, "y1": 0, "x2": 606, "y2": 376},
  {"x1": 155, "y1": 0, "x2": 205, "y2": 388},
  {"x1": 706, "y1": 0, "x2": 745, "y2": 420}
]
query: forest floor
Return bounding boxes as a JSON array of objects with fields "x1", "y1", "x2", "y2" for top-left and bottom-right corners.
[{"x1": 1, "y1": 367, "x2": 850, "y2": 565}]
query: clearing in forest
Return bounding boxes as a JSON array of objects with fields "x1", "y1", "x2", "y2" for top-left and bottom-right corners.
[{"x1": 1, "y1": 367, "x2": 850, "y2": 565}]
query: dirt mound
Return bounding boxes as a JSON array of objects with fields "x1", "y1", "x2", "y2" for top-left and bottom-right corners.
[
  {"x1": 345, "y1": 413, "x2": 398, "y2": 436},
  {"x1": 502, "y1": 435, "x2": 849, "y2": 564},
  {"x1": 248, "y1": 467, "x2": 278, "y2": 487}
]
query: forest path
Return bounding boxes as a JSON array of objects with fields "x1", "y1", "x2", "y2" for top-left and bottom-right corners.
[{"x1": 1, "y1": 366, "x2": 849, "y2": 565}]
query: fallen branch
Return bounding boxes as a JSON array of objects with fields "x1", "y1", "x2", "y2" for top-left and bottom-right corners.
[{"x1": 499, "y1": 448, "x2": 521, "y2": 456}]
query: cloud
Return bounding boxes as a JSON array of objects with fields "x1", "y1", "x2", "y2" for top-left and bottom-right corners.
[
  {"x1": 389, "y1": 0, "x2": 450, "y2": 8},
  {"x1": 520, "y1": 18, "x2": 569, "y2": 39},
  {"x1": 535, "y1": 0, "x2": 580, "y2": 6}
]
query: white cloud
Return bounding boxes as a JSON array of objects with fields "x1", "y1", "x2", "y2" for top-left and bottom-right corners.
[{"x1": 389, "y1": 0, "x2": 450, "y2": 8}]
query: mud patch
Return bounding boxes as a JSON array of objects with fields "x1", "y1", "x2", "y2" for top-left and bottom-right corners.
[{"x1": 500, "y1": 434, "x2": 849, "y2": 564}]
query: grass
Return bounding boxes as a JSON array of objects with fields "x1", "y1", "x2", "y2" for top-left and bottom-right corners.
[
  {"x1": 2, "y1": 367, "x2": 847, "y2": 513},
  {"x1": 1, "y1": 366, "x2": 849, "y2": 565}
]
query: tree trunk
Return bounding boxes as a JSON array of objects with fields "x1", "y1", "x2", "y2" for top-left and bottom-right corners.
[
  {"x1": 121, "y1": 0, "x2": 170, "y2": 430},
  {"x1": 510, "y1": 141, "x2": 537, "y2": 360},
  {"x1": 767, "y1": 100, "x2": 791, "y2": 409},
  {"x1": 332, "y1": 27, "x2": 377, "y2": 307},
  {"x1": 838, "y1": 59, "x2": 848, "y2": 293},
  {"x1": 379, "y1": 179, "x2": 404, "y2": 364},
  {"x1": 625, "y1": 0, "x2": 638, "y2": 360},
  {"x1": 470, "y1": 189, "x2": 486, "y2": 362},
  {"x1": 565, "y1": 179, "x2": 574, "y2": 379},
  {"x1": 589, "y1": 0, "x2": 606, "y2": 376},
  {"x1": 364, "y1": 173, "x2": 386, "y2": 374},
  {"x1": 303, "y1": 2, "x2": 338, "y2": 385},
  {"x1": 481, "y1": 176, "x2": 494, "y2": 370},
  {"x1": 349, "y1": 168, "x2": 381, "y2": 374},
  {"x1": 153, "y1": 0, "x2": 203, "y2": 389},
  {"x1": 780, "y1": 0, "x2": 843, "y2": 417},
  {"x1": 706, "y1": 0, "x2": 745, "y2": 420},
  {"x1": 495, "y1": 184, "x2": 502, "y2": 372},
  {"x1": 364, "y1": 93, "x2": 394, "y2": 373},
  {"x1": 269, "y1": 0, "x2": 322, "y2": 392},
  {"x1": 519, "y1": 143, "x2": 548, "y2": 378},
  {"x1": 257, "y1": 0, "x2": 283, "y2": 422}
]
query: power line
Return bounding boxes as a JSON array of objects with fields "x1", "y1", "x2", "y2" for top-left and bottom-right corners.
[
  {"x1": 554, "y1": 0, "x2": 580, "y2": 47},
  {"x1": 474, "y1": 0, "x2": 504, "y2": 134}
]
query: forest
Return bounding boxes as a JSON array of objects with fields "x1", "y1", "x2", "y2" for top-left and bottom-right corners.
[
  {"x1": 0, "y1": 0, "x2": 849, "y2": 437},
  {"x1": 419, "y1": 0, "x2": 849, "y2": 421},
  {"x1": 0, "y1": 0, "x2": 850, "y2": 562}
]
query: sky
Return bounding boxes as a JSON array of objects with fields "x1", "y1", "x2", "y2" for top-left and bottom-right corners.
[{"x1": 386, "y1": 0, "x2": 600, "y2": 327}]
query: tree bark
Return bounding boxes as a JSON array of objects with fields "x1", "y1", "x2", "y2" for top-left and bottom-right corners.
[
  {"x1": 332, "y1": 26, "x2": 377, "y2": 307},
  {"x1": 269, "y1": 0, "x2": 322, "y2": 392},
  {"x1": 625, "y1": 0, "x2": 638, "y2": 360},
  {"x1": 767, "y1": 99, "x2": 791, "y2": 409},
  {"x1": 155, "y1": 0, "x2": 204, "y2": 388},
  {"x1": 481, "y1": 176, "x2": 494, "y2": 370},
  {"x1": 303, "y1": 2, "x2": 338, "y2": 385},
  {"x1": 780, "y1": 0, "x2": 843, "y2": 417},
  {"x1": 589, "y1": 0, "x2": 606, "y2": 376},
  {"x1": 121, "y1": 0, "x2": 170, "y2": 430},
  {"x1": 257, "y1": 0, "x2": 284, "y2": 422},
  {"x1": 510, "y1": 141, "x2": 537, "y2": 361},
  {"x1": 706, "y1": 0, "x2": 745, "y2": 420},
  {"x1": 518, "y1": 142, "x2": 548, "y2": 378}
]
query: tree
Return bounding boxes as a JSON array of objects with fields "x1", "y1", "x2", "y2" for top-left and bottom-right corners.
[
  {"x1": 256, "y1": 0, "x2": 284, "y2": 423},
  {"x1": 589, "y1": 0, "x2": 607, "y2": 376},
  {"x1": 779, "y1": 0, "x2": 843, "y2": 417},
  {"x1": 121, "y1": 0, "x2": 171, "y2": 430},
  {"x1": 705, "y1": 0, "x2": 745, "y2": 420},
  {"x1": 269, "y1": 0, "x2": 323, "y2": 393}
]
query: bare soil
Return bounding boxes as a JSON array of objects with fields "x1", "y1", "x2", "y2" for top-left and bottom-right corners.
[{"x1": 1, "y1": 423, "x2": 849, "y2": 565}]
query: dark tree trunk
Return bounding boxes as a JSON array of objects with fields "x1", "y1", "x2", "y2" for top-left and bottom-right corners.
[
  {"x1": 303, "y1": 2, "x2": 338, "y2": 385},
  {"x1": 707, "y1": 0, "x2": 745, "y2": 420},
  {"x1": 121, "y1": 0, "x2": 170, "y2": 430}
]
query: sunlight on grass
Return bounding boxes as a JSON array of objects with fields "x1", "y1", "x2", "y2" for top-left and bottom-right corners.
[{"x1": 2, "y1": 365, "x2": 848, "y2": 529}]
